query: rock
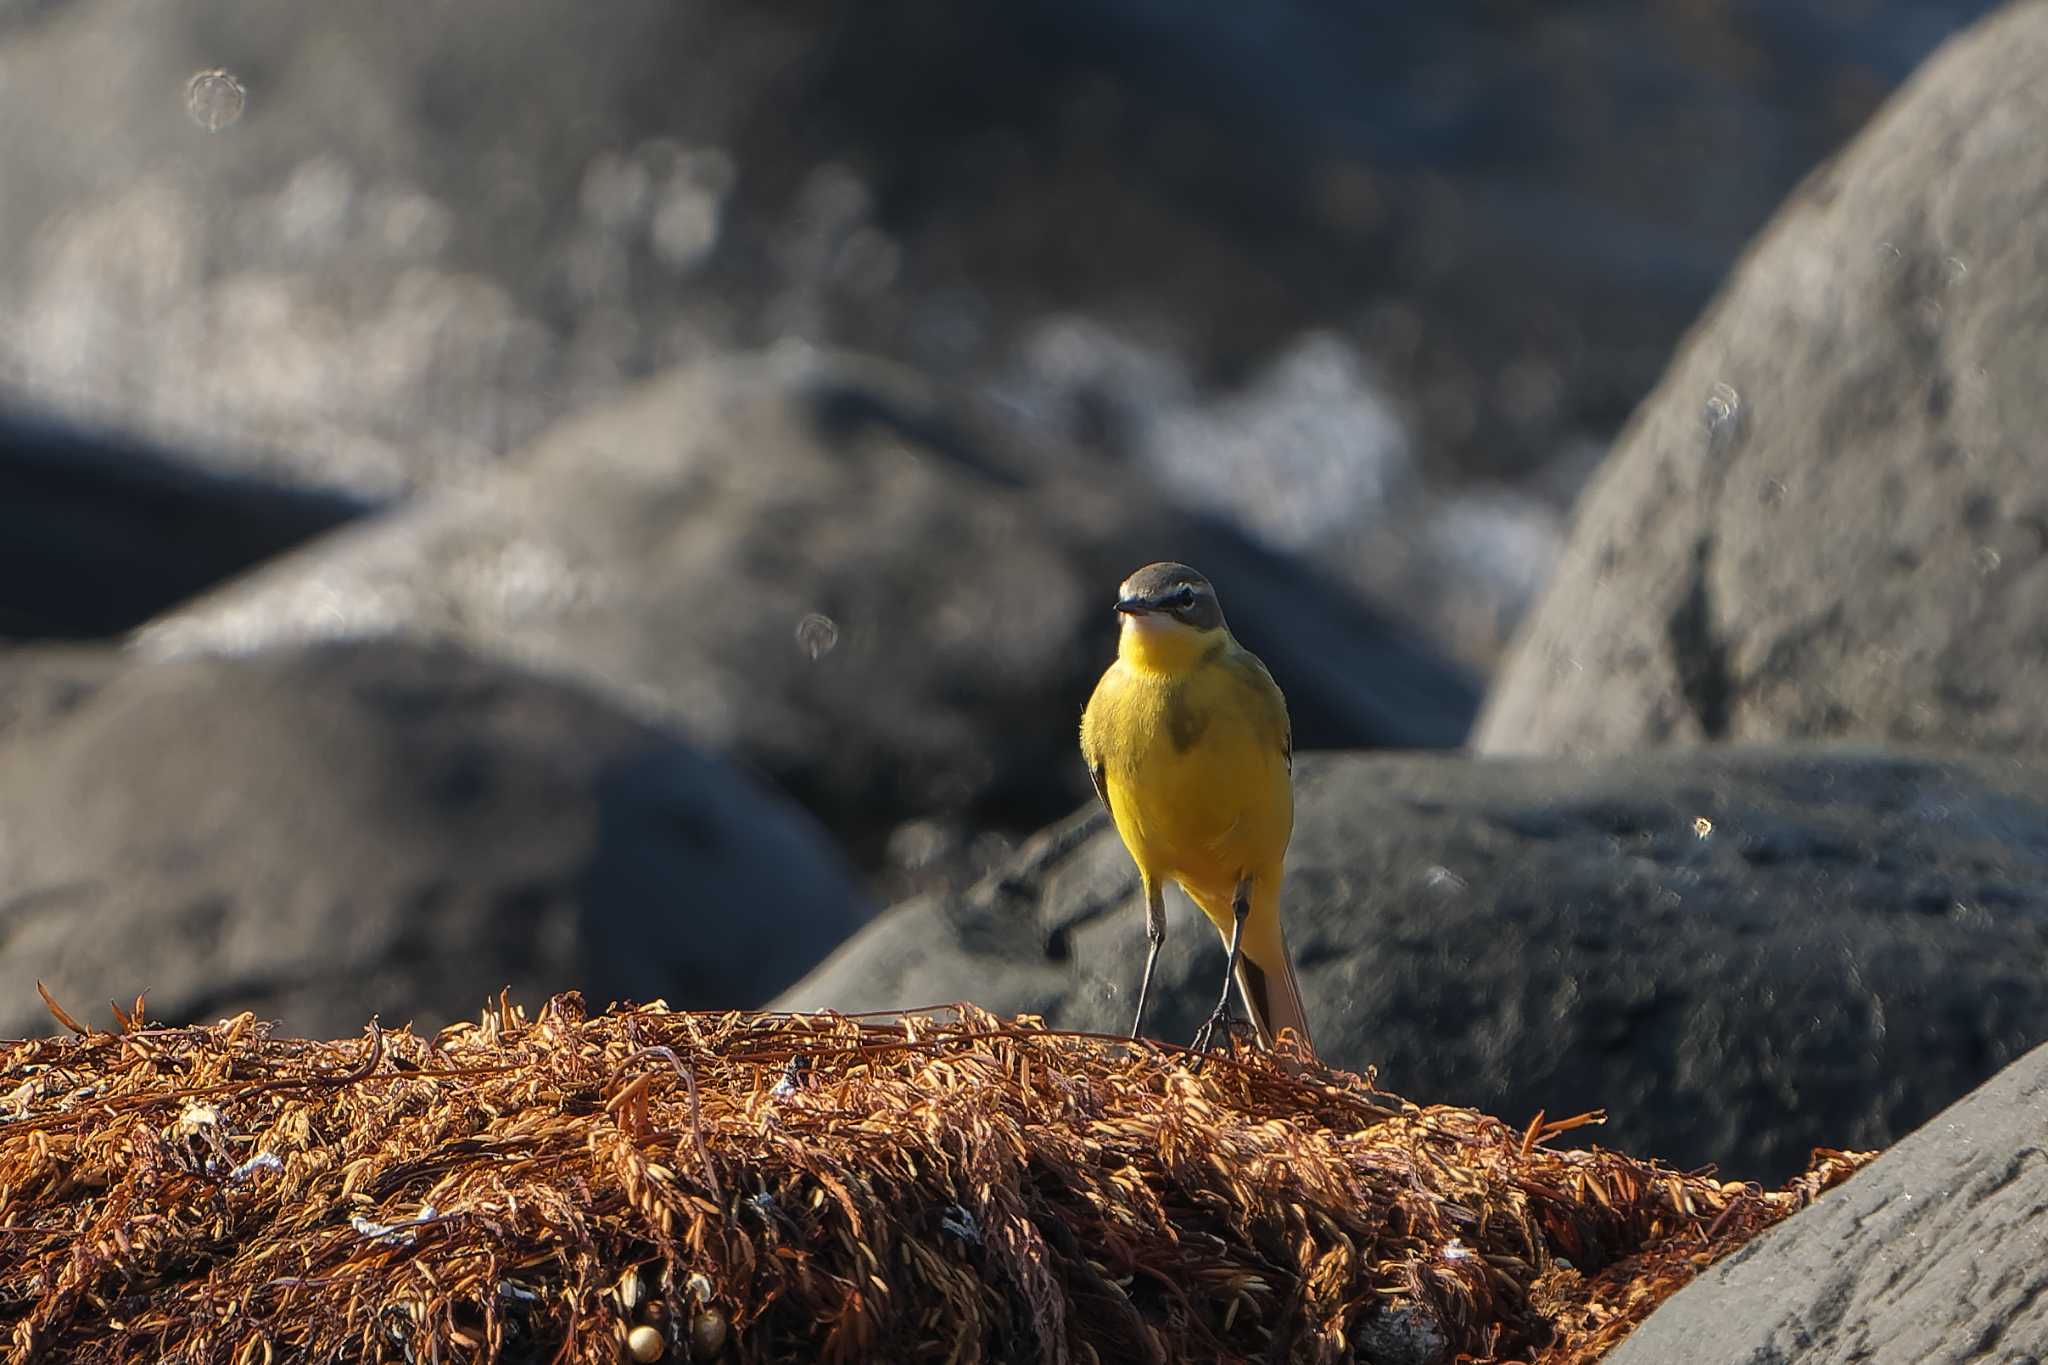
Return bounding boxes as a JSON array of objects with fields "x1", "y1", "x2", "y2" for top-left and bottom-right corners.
[
  {"x1": 0, "y1": 639, "x2": 872, "y2": 1039},
  {"x1": 137, "y1": 348, "x2": 1479, "y2": 883},
  {"x1": 0, "y1": 0, "x2": 2002, "y2": 681},
  {"x1": 776, "y1": 746, "x2": 2048, "y2": 1184},
  {"x1": 0, "y1": 0, "x2": 1998, "y2": 514},
  {"x1": 0, "y1": 407, "x2": 368, "y2": 639},
  {"x1": 1609, "y1": 1040, "x2": 2048, "y2": 1364},
  {"x1": 1477, "y1": 2, "x2": 2048, "y2": 758}
]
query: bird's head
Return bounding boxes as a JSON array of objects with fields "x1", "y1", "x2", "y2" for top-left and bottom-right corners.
[{"x1": 1113, "y1": 562, "x2": 1226, "y2": 667}]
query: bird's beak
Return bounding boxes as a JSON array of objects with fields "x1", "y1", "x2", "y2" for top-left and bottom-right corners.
[{"x1": 1114, "y1": 595, "x2": 1154, "y2": 616}]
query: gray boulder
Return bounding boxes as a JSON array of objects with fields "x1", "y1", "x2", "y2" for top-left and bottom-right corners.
[
  {"x1": 0, "y1": 639, "x2": 871, "y2": 1039},
  {"x1": 1610, "y1": 1039, "x2": 2048, "y2": 1364},
  {"x1": 778, "y1": 746, "x2": 2048, "y2": 1183},
  {"x1": 1477, "y1": 0, "x2": 2048, "y2": 758},
  {"x1": 138, "y1": 348, "x2": 1477, "y2": 884}
]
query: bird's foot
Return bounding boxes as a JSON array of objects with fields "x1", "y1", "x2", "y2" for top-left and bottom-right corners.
[{"x1": 1188, "y1": 1003, "x2": 1238, "y2": 1057}]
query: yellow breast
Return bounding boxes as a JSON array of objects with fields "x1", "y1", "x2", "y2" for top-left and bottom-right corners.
[{"x1": 1081, "y1": 639, "x2": 1293, "y2": 893}]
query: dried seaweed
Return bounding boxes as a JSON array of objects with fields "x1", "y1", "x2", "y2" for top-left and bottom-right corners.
[{"x1": 0, "y1": 991, "x2": 1870, "y2": 1364}]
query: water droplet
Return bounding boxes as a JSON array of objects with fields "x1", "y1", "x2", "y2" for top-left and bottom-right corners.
[
  {"x1": 185, "y1": 69, "x2": 246, "y2": 132},
  {"x1": 1974, "y1": 546, "x2": 2002, "y2": 575},
  {"x1": 795, "y1": 612, "x2": 839, "y2": 660},
  {"x1": 1703, "y1": 382, "x2": 1742, "y2": 446}
]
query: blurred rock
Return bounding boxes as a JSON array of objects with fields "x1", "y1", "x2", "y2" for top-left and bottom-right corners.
[
  {"x1": 1610, "y1": 1039, "x2": 2048, "y2": 1364},
  {"x1": 138, "y1": 347, "x2": 1480, "y2": 880},
  {"x1": 0, "y1": 407, "x2": 368, "y2": 639},
  {"x1": 991, "y1": 322, "x2": 1576, "y2": 673},
  {"x1": 0, "y1": 0, "x2": 767, "y2": 494},
  {"x1": 1478, "y1": 2, "x2": 2048, "y2": 757},
  {"x1": 0, "y1": 639, "x2": 871, "y2": 1039},
  {"x1": 777, "y1": 746, "x2": 2048, "y2": 1183},
  {"x1": 0, "y1": 0, "x2": 2003, "y2": 670}
]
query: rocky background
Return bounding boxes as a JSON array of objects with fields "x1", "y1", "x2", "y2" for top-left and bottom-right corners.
[
  {"x1": 6, "y1": 3, "x2": 2048, "y2": 1340},
  {"x1": 2, "y1": 0, "x2": 2006, "y2": 672}
]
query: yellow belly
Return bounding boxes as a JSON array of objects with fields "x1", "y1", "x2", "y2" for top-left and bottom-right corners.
[{"x1": 1083, "y1": 658, "x2": 1293, "y2": 895}]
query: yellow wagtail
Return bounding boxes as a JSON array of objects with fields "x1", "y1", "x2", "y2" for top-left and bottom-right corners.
[{"x1": 1079, "y1": 562, "x2": 1315, "y2": 1056}]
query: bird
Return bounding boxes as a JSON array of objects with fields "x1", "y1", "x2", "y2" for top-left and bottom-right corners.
[{"x1": 1079, "y1": 561, "x2": 1315, "y2": 1057}]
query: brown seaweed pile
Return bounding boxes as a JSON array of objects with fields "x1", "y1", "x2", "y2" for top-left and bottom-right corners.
[{"x1": 0, "y1": 990, "x2": 1869, "y2": 1363}]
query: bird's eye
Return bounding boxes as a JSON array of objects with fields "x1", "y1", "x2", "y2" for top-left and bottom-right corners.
[{"x1": 1176, "y1": 586, "x2": 1198, "y2": 609}]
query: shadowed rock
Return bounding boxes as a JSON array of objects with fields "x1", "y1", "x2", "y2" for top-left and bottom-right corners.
[
  {"x1": 0, "y1": 408, "x2": 369, "y2": 639},
  {"x1": 0, "y1": 639, "x2": 871, "y2": 1038},
  {"x1": 778, "y1": 745, "x2": 2048, "y2": 1183},
  {"x1": 1478, "y1": 1, "x2": 2048, "y2": 758}
]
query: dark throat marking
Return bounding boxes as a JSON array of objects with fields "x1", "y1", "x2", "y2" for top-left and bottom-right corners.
[{"x1": 1165, "y1": 684, "x2": 1209, "y2": 753}]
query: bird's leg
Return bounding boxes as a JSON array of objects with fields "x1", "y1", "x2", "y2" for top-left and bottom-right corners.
[
  {"x1": 1190, "y1": 875, "x2": 1252, "y2": 1054},
  {"x1": 1130, "y1": 878, "x2": 1167, "y2": 1040}
]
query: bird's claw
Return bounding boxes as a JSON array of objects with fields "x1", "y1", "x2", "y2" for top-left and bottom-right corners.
[{"x1": 1188, "y1": 1004, "x2": 1237, "y2": 1057}]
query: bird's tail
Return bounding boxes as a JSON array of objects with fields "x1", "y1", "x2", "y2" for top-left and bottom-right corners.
[
  {"x1": 1236, "y1": 911, "x2": 1316, "y2": 1059},
  {"x1": 1191, "y1": 881, "x2": 1317, "y2": 1059}
]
